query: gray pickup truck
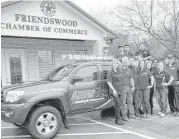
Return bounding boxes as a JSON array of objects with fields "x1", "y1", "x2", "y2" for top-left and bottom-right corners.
[{"x1": 1, "y1": 62, "x2": 114, "y2": 139}]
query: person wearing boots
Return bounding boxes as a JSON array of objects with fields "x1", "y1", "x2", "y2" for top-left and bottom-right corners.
[{"x1": 107, "y1": 59, "x2": 124, "y2": 125}]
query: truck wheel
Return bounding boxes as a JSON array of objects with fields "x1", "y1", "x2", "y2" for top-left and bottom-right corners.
[{"x1": 27, "y1": 106, "x2": 62, "y2": 139}]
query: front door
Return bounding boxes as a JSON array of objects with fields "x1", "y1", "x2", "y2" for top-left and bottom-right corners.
[
  {"x1": 5, "y1": 49, "x2": 27, "y2": 85},
  {"x1": 69, "y1": 65, "x2": 108, "y2": 112}
]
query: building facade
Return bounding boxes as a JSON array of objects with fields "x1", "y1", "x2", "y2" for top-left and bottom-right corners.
[{"x1": 1, "y1": 1, "x2": 116, "y2": 86}]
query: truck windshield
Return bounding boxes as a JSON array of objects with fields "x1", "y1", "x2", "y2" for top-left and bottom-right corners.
[{"x1": 42, "y1": 64, "x2": 76, "y2": 81}]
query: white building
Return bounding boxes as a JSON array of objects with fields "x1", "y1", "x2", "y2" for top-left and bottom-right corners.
[{"x1": 1, "y1": 0, "x2": 117, "y2": 86}]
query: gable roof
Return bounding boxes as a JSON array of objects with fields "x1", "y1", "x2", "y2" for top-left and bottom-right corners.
[{"x1": 1, "y1": 0, "x2": 118, "y2": 38}]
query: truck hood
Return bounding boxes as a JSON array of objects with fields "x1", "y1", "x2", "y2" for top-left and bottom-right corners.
[
  {"x1": 2, "y1": 81, "x2": 68, "y2": 102},
  {"x1": 1, "y1": 81, "x2": 52, "y2": 92}
]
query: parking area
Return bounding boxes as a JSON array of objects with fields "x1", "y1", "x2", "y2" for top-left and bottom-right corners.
[
  {"x1": 2, "y1": 115, "x2": 157, "y2": 139},
  {"x1": 2, "y1": 102, "x2": 179, "y2": 139}
]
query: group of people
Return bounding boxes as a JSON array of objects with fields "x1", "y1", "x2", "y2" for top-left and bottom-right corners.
[{"x1": 107, "y1": 44, "x2": 179, "y2": 125}]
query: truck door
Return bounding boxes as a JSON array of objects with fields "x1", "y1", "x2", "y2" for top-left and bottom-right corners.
[
  {"x1": 99, "y1": 64, "x2": 114, "y2": 109},
  {"x1": 101, "y1": 64, "x2": 112, "y2": 94},
  {"x1": 69, "y1": 65, "x2": 108, "y2": 112}
]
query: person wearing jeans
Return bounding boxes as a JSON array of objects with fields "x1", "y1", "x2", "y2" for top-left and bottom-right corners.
[
  {"x1": 174, "y1": 85, "x2": 179, "y2": 116},
  {"x1": 137, "y1": 61, "x2": 154, "y2": 118},
  {"x1": 165, "y1": 54, "x2": 179, "y2": 115},
  {"x1": 129, "y1": 58, "x2": 141, "y2": 117},
  {"x1": 146, "y1": 61, "x2": 156, "y2": 115},
  {"x1": 120, "y1": 57, "x2": 136, "y2": 120},
  {"x1": 107, "y1": 59, "x2": 124, "y2": 125},
  {"x1": 153, "y1": 61, "x2": 174, "y2": 117}
]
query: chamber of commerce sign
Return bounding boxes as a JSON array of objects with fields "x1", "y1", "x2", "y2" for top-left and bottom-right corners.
[
  {"x1": 1, "y1": 0, "x2": 89, "y2": 37},
  {"x1": 1, "y1": 0, "x2": 105, "y2": 40},
  {"x1": 1, "y1": 14, "x2": 88, "y2": 35}
]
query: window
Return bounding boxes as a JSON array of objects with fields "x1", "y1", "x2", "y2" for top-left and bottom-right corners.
[
  {"x1": 74, "y1": 66, "x2": 98, "y2": 82},
  {"x1": 10, "y1": 56, "x2": 22, "y2": 84},
  {"x1": 38, "y1": 51, "x2": 53, "y2": 78},
  {"x1": 102, "y1": 65, "x2": 111, "y2": 79}
]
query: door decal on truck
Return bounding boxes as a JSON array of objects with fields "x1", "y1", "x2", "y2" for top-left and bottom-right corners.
[{"x1": 71, "y1": 88, "x2": 108, "y2": 104}]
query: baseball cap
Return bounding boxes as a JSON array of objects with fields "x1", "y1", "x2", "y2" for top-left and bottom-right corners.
[{"x1": 118, "y1": 45, "x2": 123, "y2": 48}]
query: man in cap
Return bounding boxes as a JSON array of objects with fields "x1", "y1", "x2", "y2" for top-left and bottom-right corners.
[{"x1": 114, "y1": 45, "x2": 125, "y2": 62}]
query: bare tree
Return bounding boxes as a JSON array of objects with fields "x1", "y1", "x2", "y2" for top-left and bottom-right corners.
[
  {"x1": 111, "y1": 0, "x2": 179, "y2": 57},
  {"x1": 90, "y1": 5, "x2": 116, "y2": 29}
]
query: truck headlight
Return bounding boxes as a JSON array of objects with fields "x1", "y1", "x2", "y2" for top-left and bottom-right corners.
[{"x1": 5, "y1": 91, "x2": 24, "y2": 102}]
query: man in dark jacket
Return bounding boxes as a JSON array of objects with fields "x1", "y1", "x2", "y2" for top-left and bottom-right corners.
[{"x1": 135, "y1": 44, "x2": 151, "y2": 60}]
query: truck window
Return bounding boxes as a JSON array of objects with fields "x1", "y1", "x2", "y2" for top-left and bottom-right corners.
[
  {"x1": 42, "y1": 64, "x2": 77, "y2": 81},
  {"x1": 102, "y1": 65, "x2": 111, "y2": 80},
  {"x1": 74, "y1": 66, "x2": 98, "y2": 82}
]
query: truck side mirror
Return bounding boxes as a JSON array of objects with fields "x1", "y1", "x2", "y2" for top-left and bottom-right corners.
[{"x1": 70, "y1": 76, "x2": 83, "y2": 84}]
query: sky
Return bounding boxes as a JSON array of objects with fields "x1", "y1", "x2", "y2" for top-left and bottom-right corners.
[
  {"x1": 72, "y1": 0, "x2": 130, "y2": 14},
  {"x1": 71, "y1": 0, "x2": 132, "y2": 31}
]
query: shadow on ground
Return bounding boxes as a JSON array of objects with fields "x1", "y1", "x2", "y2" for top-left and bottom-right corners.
[{"x1": 101, "y1": 107, "x2": 115, "y2": 118}]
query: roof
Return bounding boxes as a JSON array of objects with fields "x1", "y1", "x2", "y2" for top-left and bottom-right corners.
[
  {"x1": 1, "y1": 0, "x2": 118, "y2": 38},
  {"x1": 64, "y1": 1, "x2": 118, "y2": 38}
]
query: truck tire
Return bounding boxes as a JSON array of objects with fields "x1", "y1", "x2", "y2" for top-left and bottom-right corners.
[{"x1": 27, "y1": 106, "x2": 62, "y2": 139}]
